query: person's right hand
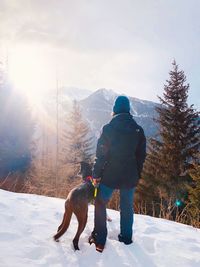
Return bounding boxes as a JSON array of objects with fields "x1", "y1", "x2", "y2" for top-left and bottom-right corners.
[{"x1": 92, "y1": 178, "x2": 101, "y2": 188}]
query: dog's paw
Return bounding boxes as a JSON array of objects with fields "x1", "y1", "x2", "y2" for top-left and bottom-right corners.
[
  {"x1": 53, "y1": 236, "x2": 59, "y2": 242},
  {"x1": 73, "y1": 240, "x2": 80, "y2": 250}
]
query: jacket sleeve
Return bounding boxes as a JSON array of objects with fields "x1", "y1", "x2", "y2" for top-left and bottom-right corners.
[
  {"x1": 136, "y1": 127, "x2": 146, "y2": 178},
  {"x1": 92, "y1": 125, "x2": 110, "y2": 178}
]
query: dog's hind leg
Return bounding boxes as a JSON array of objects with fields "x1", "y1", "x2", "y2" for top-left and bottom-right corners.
[
  {"x1": 54, "y1": 202, "x2": 72, "y2": 242},
  {"x1": 57, "y1": 215, "x2": 65, "y2": 233},
  {"x1": 73, "y1": 209, "x2": 88, "y2": 250}
]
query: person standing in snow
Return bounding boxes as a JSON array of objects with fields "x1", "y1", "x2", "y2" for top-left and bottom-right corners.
[{"x1": 89, "y1": 95, "x2": 146, "y2": 253}]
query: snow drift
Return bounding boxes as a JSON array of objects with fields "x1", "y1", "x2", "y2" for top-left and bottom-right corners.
[{"x1": 0, "y1": 189, "x2": 200, "y2": 267}]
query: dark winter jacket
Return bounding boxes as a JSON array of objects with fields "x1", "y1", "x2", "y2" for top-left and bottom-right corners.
[{"x1": 93, "y1": 113, "x2": 146, "y2": 189}]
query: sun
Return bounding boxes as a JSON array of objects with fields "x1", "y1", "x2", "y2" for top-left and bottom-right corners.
[{"x1": 9, "y1": 44, "x2": 54, "y2": 107}]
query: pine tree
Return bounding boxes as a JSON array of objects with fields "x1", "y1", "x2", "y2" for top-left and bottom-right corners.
[
  {"x1": 62, "y1": 100, "x2": 94, "y2": 178},
  {"x1": 138, "y1": 60, "x2": 200, "y2": 219},
  {"x1": 187, "y1": 161, "x2": 200, "y2": 227},
  {"x1": 136, "y1": 138, "x2": 163, "y2": 216},
  {"x1": 188, "y1": 164, "x2": 200, "y2": 210}
]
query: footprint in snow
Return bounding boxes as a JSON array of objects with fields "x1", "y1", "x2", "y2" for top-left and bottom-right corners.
[
  {"x1": 143, "y1": 226, "x2": 168, "y2": 235},
  {"x1": 0, "y1": 203, "x2": 7, "y2": 209},
  {"x1": 25, "y1": 246, "x2": 49, "y2": 260},
  {"x1": 140, "y1": 236, "x2": 156, "y2": 254},
  {"x1": 3, "y1": 214, "x2": 15, "y2": 221},
  {"x1": 17, "y1": 197, "x2": 30, "y2": 203},
  {"x1": 0, "y1": 232, "x2": 20, "y2": 242}
]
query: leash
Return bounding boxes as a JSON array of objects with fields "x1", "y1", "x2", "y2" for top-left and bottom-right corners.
[
  {"x1": 94, "y1": 187, "x2": 98, "y2": 198},
  {"x1": 86, "y1": 176, "x2": 98, "y2": 198}
]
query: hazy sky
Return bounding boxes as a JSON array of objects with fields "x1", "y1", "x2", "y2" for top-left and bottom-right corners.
[{"x1": 0, "y1": 0, "x2": 200, "y2": 107}]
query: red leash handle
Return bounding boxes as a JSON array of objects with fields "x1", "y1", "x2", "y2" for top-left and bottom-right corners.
[{"x1": 85, "y1": 176, "x2": 93, "y2": 182}]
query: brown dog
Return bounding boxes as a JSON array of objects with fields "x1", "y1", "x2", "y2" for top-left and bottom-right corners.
[{"x1": 53, "y1": 162, "x2": 94, "y2": 250}]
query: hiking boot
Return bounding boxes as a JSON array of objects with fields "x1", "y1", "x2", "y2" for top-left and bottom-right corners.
[
  {"x1": 96, "y1": 244, "x2": 104, "y2": 253},
  {"x1": 118, "y1": 234, "x2": 133, "y2": 245},
  {"x1": 88, "y1": 231, "x2": 97, "y2": 245}
]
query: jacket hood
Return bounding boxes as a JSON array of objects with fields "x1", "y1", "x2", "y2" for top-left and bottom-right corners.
[{"x1": 109, "y1": 113, "x2": 138, "y2": 133}]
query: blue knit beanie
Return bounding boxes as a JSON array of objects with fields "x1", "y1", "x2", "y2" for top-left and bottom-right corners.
[{"x1": 113, "y1": 95, "x2": 130, "y2": 114}]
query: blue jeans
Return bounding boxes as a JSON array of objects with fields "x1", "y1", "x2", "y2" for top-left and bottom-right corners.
[{"x1": 94, "y1": 184, "x2": 135, "y2": 245}]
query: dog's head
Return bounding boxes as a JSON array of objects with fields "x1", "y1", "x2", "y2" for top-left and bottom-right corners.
[{"x1": 79, "y1": 161, "x2": 93, "y2": 181}]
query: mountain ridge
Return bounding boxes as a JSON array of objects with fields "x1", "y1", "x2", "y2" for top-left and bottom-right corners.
[{"x1": 79, "y1": 88, "x2": 159, "y2": 138}]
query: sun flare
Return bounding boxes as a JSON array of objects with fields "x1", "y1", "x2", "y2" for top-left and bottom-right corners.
[{"x1": 9, "y1": 44, "x2": 54, "y2": 107}]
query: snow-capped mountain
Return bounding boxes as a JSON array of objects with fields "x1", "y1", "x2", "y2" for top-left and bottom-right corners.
[
  {"x1": 79, "y1": 88, "x2": 159, "y2": 138},
  {"x1": 60, "y1": 87, "x2": 92, "y2": 101},
  {"x1": 0, "y1": 189, "x2": 200, "y2": 267},
  {"x1": 38, "y1": 88, "x2": 159, "y2": 156}
]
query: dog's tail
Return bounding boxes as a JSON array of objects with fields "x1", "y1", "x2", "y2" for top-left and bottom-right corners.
[{"x1": 54, "y1": 200, "x2": 72, "y2": 241}]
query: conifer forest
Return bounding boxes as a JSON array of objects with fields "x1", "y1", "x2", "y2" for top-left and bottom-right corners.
[{"x1": 0, "y1": 60, "x2": 199, "y2": 227}]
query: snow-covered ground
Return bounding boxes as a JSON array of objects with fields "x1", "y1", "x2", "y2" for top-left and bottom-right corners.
[{"x1": 0, "y1": 189, "x2": 200, "y2": 267}]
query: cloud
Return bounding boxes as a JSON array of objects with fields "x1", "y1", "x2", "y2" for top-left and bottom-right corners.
[
  {"x1": 1, "y1": 0, "x2": 198, "y2": 51},
  {"x1": 0, "y1": 0, "x2": 200, "y2": 107}
]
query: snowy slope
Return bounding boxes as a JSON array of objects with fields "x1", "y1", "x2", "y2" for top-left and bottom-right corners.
[{"x1": 0, "y1": 189, "x2": 200, "y2": 267}]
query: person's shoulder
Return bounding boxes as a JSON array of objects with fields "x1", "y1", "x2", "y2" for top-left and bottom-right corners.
[
  {"x1": 132, "y1": 119, "x2": 145, "y2": 136},
  {"x1": 100, "y1": 122, "x2": 115, "y2": 138},
  {"x1": 130, "y1": 116, "x2": 143, "y2": 131},
  {"x1": 102, "y1": 123, "x2": 112, "y2": 133},
  {"x1": 137, "y1": 125, "x2": 144, "y2": 132},
  {"x1": 136, "y1": 125, "x2": 146, "y2": 138}
]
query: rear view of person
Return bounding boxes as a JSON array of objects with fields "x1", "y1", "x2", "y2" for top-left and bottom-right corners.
[{"x1": 90, "y1": 95, "x2": 146, "y2": 252}]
